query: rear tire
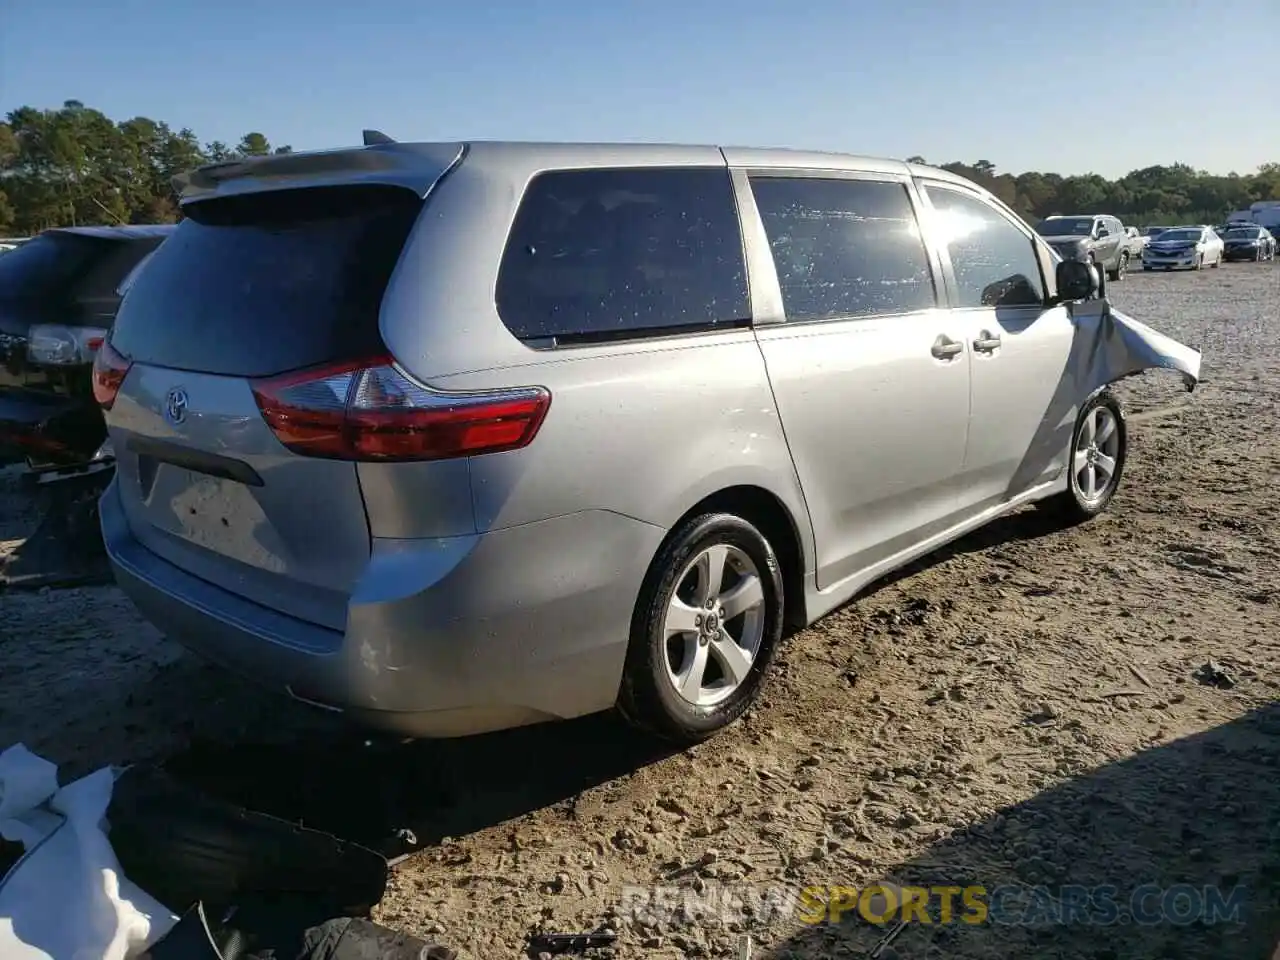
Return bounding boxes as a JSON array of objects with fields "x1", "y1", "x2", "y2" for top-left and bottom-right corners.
[
  {"x1": 1107, "y1": 252, "x2": 1128, "y2": 282},
  {"x1": 617, "y1": 512, "x2": 785, "y2": 744},
  {"x1": 1039, "y1": 391, "x2": 1128, "y2": 526}
]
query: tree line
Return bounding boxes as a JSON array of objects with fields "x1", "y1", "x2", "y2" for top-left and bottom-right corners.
[
  {"x1": 0, "y1": 100, "x2": 292, "y2": 233},
  {"x1": 1, "y1": 100, "x2": 1278, "y2": 235}
]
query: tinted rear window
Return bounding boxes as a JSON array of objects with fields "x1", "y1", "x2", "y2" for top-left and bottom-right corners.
[
  {"x1": 496, "y1": 167, "x2": 749, "y2": 345},
  {"x1": 111, "y1": 185, "x2": 424, "y2": 377},
  {"x1": 0, "y1": 233, "x2": 112, "y2": 299}
]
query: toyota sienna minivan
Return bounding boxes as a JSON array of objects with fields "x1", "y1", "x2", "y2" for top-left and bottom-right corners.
[{"x1": 96, "y1": 137, "x2": 1198, "y2": 743}]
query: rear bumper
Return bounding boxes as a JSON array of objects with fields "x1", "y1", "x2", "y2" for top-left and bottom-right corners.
[
  {"x1": 101, "y1": 477, "x2": 665, "y2": 738},
  {"x1": 0, "y1": 387, "x2": 107, "y2": 466}
]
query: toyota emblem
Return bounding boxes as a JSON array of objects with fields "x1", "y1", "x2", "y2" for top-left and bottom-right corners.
[{"x1": 164, "y1": 387, "x2": 189, "y2": 426}]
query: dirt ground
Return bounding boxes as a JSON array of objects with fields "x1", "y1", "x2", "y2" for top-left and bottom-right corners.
[{"x1": 2, "y1": 261, "x2": 1278, "y2": 959}]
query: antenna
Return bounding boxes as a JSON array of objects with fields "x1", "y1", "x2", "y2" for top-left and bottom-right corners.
[{"x1": 362, "y1": 129, "x2": 396, "y2": 146}]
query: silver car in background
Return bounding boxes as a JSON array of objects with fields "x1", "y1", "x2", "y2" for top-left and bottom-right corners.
[
  {"x1": 94, "y1": 139, "x2": 1199, "y2": 744},
  {"x1": 1142, "y1": 225, "x2": 1225, "y2": 271}
]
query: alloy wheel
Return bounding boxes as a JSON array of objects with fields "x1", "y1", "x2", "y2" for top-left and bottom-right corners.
[
  {"x1": 1072, "y1": 405, "x2": 1122, "y2": 504},
  {"x1": 663, "y1": 544, "x2": 767, "y2": 708}
]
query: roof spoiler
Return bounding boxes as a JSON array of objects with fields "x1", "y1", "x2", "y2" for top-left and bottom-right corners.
[{"x1": 170, "y1": 138, "x2": 465, "y2": 204}]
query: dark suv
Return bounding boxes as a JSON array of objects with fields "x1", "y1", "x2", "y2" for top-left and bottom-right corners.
[
  {"x1": 1034, "y1": 214, "x2": 1130, "y2": 281},
  {"x1": 0, "y1": 225, "x2": 174, "y2": 473}
]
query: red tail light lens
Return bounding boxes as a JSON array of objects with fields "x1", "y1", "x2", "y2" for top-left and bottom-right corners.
[
  {"x1": 250, "y1": 357, "x2": 551, "y2": 462},
  {"x1": 92, "y1": 341, "x2": 132, "y2": 409}
]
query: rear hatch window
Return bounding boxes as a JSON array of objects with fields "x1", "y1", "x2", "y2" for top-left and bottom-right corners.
[
  {"x1": 0, "y1": 232, "x2": 112, "y2": 302},
  {"x1": 111, "y1": 185, "x2": 425, "y2": 377}
]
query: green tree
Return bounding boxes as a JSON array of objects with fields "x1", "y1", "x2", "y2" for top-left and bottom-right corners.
[
  {"x1": 1, "y1": 98, "x2": 1276, "y2": 232},
  {"x1": 204, "y1": 140, "x2": 233, "y2": 162},
  {"x1": 237, "y1": 132, "x2": 271, "y2": 156}
]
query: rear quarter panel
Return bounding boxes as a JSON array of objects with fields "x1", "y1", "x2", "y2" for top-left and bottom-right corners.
[
  {"x1": 427, "y1": 334, "x2": 812, "y2": 545},
  {"x1": 379, "y1": 143, "x2": 815, "y2": 558}
]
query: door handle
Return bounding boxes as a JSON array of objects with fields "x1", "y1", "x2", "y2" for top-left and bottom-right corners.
[
  {"x1": 973, "y1": 331, "x2": 1002, "y2": 353},
  {"x1": 931, "y1": 335, "x2": 963, "y2": 359}
]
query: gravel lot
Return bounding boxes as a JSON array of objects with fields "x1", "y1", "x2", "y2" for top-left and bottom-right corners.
[{"x1": 2, "y1": 261, "x2": 1278, "y2": 959}]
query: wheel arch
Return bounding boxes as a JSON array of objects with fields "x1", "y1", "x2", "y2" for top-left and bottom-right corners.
[{"x1": 665, "y1": 484, "x2": 811, "y2": 633}]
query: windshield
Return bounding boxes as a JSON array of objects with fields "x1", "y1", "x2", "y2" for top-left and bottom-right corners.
[
  {"x1": 1145, "y1": 227, "x2": 1169, "y2": 237},
  {"x1": 1225, "y1": 228, "x2": 1260, "y2": 238},
  {"x1": 1036, "y1": 218, "x2": 1094, "y2": 237},
  {"x1": 0, "y1": 232, "x2": 108, "y2": 298},
  {"x1": 1154, "y1": 229, "x2": 1202, "y2": 242}
]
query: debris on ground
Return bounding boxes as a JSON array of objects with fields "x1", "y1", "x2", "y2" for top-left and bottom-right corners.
[
  {"x1": 1193, "y1": 659, "x2": 1237, "y2": 690},
  {"x1": 0, "y1": 746, "x2": 458, "y2": 960},
  {"x1": 526, "y1": 929, "x2": 619, "y2": 955}
]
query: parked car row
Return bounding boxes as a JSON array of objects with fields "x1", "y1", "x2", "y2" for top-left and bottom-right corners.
[
  {"x1": 1034, "y1": 214, "x2": 1141, "y2": 280},
  {"x1": 1033, "y1": 215, "x2": 1278, "y2": 276},
  {"x1": 1142, "y1": 223, "x2": 1276, "y2": 270}
]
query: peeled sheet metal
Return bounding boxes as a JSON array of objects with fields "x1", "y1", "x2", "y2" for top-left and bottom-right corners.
[{"x1": 1072, "y1": 300, "x2": 1202, "y2": 392}]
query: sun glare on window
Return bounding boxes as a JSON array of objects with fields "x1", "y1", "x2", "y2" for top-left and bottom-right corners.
[{"x1": 933, "y1": 208, "x2": 987, "y2": 246}]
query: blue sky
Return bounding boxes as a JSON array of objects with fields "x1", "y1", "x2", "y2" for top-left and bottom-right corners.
[{"x1": 3, "y1": 0, "x2": 1274, "y2": 179}]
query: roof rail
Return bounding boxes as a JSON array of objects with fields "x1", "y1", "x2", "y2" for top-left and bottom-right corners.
[{"x1": 363, "y1": 129, "x2": 396, "y2": 146}]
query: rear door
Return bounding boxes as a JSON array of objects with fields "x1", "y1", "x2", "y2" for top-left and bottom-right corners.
[
  {"x1": 105, "y1": 184, "x2": 428, "y2": 630},
  {"x1": 741, "y1": 170, "x2": 971, "y2": 590},
  {"x1": 915, "y1": 180, "x2": 1076, "y2": 511}
]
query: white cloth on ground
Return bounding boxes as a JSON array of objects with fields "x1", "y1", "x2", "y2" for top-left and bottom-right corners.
[{"x1": 0, "y1": 744, "x2": 178, "y2": 960}]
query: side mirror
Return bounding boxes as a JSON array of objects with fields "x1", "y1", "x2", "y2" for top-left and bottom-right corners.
[{"x1": 1055, "y1": 257, "x2": 1100, "y2": 302}]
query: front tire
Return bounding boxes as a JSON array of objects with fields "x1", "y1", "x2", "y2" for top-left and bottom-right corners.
[
  {"x1": 1211, "y1": 250, "x2": 1221, "y2": 268},
  {"x1": 1039, "y1": 391, "x2": 1128, "y2": 526},
  {"x1": 618, "y1": 512, "x2": 785, "y2": 744},
  {"x1": 1193, "y1": 253, "x2": 1204, "y2": 271}
]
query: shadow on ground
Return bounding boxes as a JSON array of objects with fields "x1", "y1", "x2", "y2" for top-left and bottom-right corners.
[
  {"x1": 880, "y1": 504, "x2": 1067, "y2": 589},
  {"x1": 767, "y1": 702, "x2": 1280, "y2": 960},
  {"x1": 0, "y1": 472, "x2": 112, "y2": 590},
  {"x1": 147, "y1": 505, "x2": 1074, "y2": 869},
  {"x1": 154, "y1": 507, "x2": 1070, "y2": 865},
  {"x1": 161, "y1": 710, "x2": 678, "y2": 863}
]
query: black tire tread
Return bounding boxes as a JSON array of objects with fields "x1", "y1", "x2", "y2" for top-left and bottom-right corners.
[{"x1": 617, "y1": 512, "x2": 784, "y2": 745}]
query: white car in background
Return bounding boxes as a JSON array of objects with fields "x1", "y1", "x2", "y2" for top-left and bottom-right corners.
[{"x1": 1141, "y1": 225, "x2": 1225, "y2": 271}]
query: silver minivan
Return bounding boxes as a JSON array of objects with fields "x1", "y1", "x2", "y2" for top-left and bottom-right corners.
[{"x1": 94, "y1": 139, "x2": 1199, "y2": 743}]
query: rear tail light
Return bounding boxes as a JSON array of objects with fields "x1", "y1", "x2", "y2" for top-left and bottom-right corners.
[
  {"x1": 92, "y1": 341, "x2": 133, "y2": 410},
  {"x1": 249, "y1": 356, "x2": 551, "y2": 462},
  {"x1": 28, "y1": 324, "x2": 109, "y2": 365}
]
